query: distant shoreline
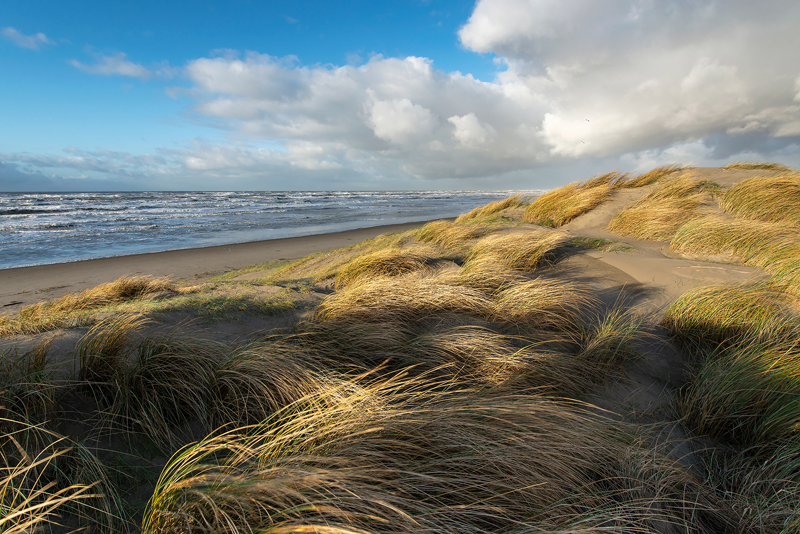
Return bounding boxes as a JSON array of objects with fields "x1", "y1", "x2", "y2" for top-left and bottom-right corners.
[{"x1": 0, "y1": 219, "x2": 440, "y2": 311}]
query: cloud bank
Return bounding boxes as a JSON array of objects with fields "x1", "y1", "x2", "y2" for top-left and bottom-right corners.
[{"x1": 5, "y1": 0, "x2": 800, "y2": 190}]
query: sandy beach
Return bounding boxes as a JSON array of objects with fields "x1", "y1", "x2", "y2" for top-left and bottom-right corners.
[{"x1": 0, "y1": 220, "x2": 436, "y2": 312}]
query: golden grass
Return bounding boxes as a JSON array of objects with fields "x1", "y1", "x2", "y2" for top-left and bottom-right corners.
[
  {"x1": 720, "y1": 173, "x2": 800, "y2": 225},
  {"x1": 671, "y1": 215, "x2": 800, "y2": 293},
  {"x1": 0, "y1": 276, "x2": 179, "y2": 336},
  {"x1": 607, "y1": 174, "x2": 715, "y2": 240},
  {"x1": 492, "y1": 278, "x2": 593, "y2": 335},
  {"x1": 523, "y1": 172, "x2": 628, "y2": 227},
  {"x1": 414, "y1": 220, "x2": 493, "y2": 253},
  {"x1": 334, "y1": 248, "x2": 433, "y2": 290},
  {"x1": 620, "y1": 164, "x2": 686, "y2": 188},
  {"x1": 455, "y1": 193, "x2": 528, "y2": 223},
  {"x1": 723, "y1": 162, "x2": 792, "y2": 171},
  {"x1": 263, "y1": 229, "x2": 418, "y2": 283},
  {"x1": 310, "y1": 277, "x2": 496, "y2": 325},
  {"x1": 142, "y1": 378, "x2": 734, "y2": 534},
  {"x1": 0, "y1": 417, "x2": 126, "y2": 533},
  {"x1": 0, "y1": 340, "x2": 53, "y2": 422},
  {"x1": 463, "y1": 229, "x2": 568, "y2": 272},
  {"x1": 662, "y1": 281, "x2": 800, "y2": 352}
]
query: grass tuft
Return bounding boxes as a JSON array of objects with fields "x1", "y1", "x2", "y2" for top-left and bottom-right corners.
[
  {"x1": 415, "y1": 220, "x2": 493, "y2": 253},
  {"x1": 722, "y1": 162, "x2": 792, "y2": 171},
  {"x1": 620, "y1": 164, "x2": 686, "y2": 188},
  {"x1": 607, "y1": 174, "x2": 716, "y2": 240},
  {"x1": 455, "y1": 193, "x2": 528, "y2": 223},
  {"x1": 720, "y1": 173, "x2": 800, "y2": 225},
  {"x1": 670, "y1": 215, "x2": 800, "y2": 293},
  {"x1": 522, "y1": 172, "x2": 628, "y2": 227},
  {"x1": 334, "y1": 249, "x2": 433, "y2": 290},
  {"x1": 142, "y1": 378, "x2": 735, "y2": 534},
  {"x1": 0, "y1": 276, "x2": 178, "y2": 336},
  {"x1": 463, "y1": 229, "x2": 568, "y2": 272}
]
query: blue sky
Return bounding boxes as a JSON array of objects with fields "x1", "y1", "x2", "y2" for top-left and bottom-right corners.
[{"x1": 2, "y1": 0, "x2": 800, "y2": 191}]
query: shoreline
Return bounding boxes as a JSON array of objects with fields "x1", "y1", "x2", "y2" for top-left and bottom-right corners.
[{"x1": 0, "y1": 219, "x2": 438, "y2": 311}]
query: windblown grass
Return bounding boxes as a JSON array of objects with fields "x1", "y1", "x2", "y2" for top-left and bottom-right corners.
[
  {"x1": 492, "y1": 278, "x2": 592, "y2": 335},
  {"x1": 463, "y1": 229, "x2": 568, "y2": 272},
  {"x1": 455, "y1": 193, "x2": 528, "y2": 222},
  {"x1": 620, "y1": 164, "x2": 686, "y2": 188},
  {"x1": 263, "y1": 229, "x2": 418, "y2": 283},
  {"x1": 723, "y1": 162, "x2": 792, "y2": 171},
  {"x1": 607, "y1": 174, "x2": 716, "y2": 240},
  {"x1": 76, "y1": 316, "x2": 227, "y2": 448},
  {"x1": 720, "y1": 173, "x2": 800, "y2": 225},
  {"x1": 679, "y1": 341, "x2": 800, "y2": 450},
  {"x1": 334, "y1": 248, "x2": 433, "y2": 290},
  {"x1": 671, "y1": 215, "x2": 800, "y2": 293},
  {"x1": 0, "y1": 340, "x2": 53, "y2": 423},
  {"x1": 142, "y1": 378, "x2": 735, "y2": 534},
  {"x1": 0, "y1": 417, "x2": 127, "y2": 533},
  {"x1": 662, "y1": 281, "x2": 800, "y2": 352},
  {"x1": 208, "y1": 342, "x2": 339, "y2": 428},
  {"x1": 311, "y1": 277, "x2": 496, "y2": 325},
  {"x1": 0, "y1": 276, "x2": 181, "y2": 336},
  {"x1": 415, "y1": 220, "x2": 493, "y2": 253},
  {"x1": 523, "y1": 172, "x2": 628, "y2": 227}
]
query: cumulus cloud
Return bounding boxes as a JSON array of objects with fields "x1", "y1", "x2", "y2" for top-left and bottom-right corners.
[
  {"x1": 69, "y1": 52, "x2": 173, "y2": 80},
  {"x1": 459, "y1": 0, "x2": 800, "y2": 160},
  {"x1": 2, "y1": 27, "x2": 55, "y2": 50},
  {"x1": 164, "y1": 1, "x2": 799, "y2": 183}
]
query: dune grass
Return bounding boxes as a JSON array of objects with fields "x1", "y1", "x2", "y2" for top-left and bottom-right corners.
[
  {"x1": 619, "y1": 164, "x2": 686, "y2": 188},
  {"x1": 720, "y1": 173, "x2": 800, "y2": 225},
  {"x1": 523, "y1": 172, "x2": 628, "y2": 227},
  {"x1": 722, "y1": 162, "x2": 793, "y2": 171},
  {"x1": 455, "y1": 193, "x2": 528, "y2": 222},
  {"x1": 0, "y1": 417, "x2": 127, "y2": 533},
  {"x1": 262, "y1": 229, "x2": 418, "y2": 284},
  {"x1": 142, "y1": 377, "x2": 735, "y2": 534},
  {"x1": 334, "y1": 248, "x2": 434, "y2": 290},
  {"x1": 607, "y1": 174, "x2": 718, "y2": 240},
  {"x1": 0, "y1": 276, "x2": 186, "y2": 336},
  {"x1": 414, "y1": 219, "x2": 493, "y2": 253},
  {"x1": 12, "y1": 163, "x2": 800, "y2": 532},
  {"x1": 463, "y1": 229, "x2": 568, "y2": 272},
  {"x1": 671, "y1": 215, "x2": 800, "y2": 293},
  {"x1": 662, "y1": 281, "x2": 800, "y2": 352}
]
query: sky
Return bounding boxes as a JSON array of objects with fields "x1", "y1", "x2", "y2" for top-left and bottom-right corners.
[{"x1": 2, "y1": 0, "x2": 800, "y2": 192}]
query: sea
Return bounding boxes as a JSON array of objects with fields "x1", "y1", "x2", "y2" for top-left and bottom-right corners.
[{"x1": 0, "y1": 190, "x2": 539, "y2": 270}]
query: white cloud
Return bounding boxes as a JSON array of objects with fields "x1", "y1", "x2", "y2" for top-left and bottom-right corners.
[
  {"x1": 2, "y1": 27, "x2": 55, "y2": 50},
  {"x1": 69, "y1": 52, "x2": 172, "y2": 80},
  {"x1": 459, "y1": 0, "x2": 800, "y2": 160},
  {"x1": 448, "y1": 113, "x2": 495, "y2": 148},
  {"x1": 369, "y1": 96, "x2": 438, "y2": 144}
]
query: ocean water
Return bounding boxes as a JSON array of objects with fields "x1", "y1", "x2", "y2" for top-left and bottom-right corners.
[{"x1": 0, "y1": 190, "x2": 535, "y2": 270}]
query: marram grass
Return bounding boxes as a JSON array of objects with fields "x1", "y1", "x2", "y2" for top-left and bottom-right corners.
[
  {"x1": 415, "y1": 219, "x2": 493, "y2": 253},
  {"x1": 455, "y1": 193, "x2": 528, "y2": 222},
  {"x1": 463, "y1": 229, "x2": 568, "y2": 272},
  {"x1": 142, "y1": 377, "x2": 736, "y2": 534},
  {"x1": 0, "y1": 275, "x2": 179, "y2": 336},
  {"x1": 671, "y1": 215, "x2": 800, "y2": 293},
  {"x1": 334, "y1": 248, "x2": 433, "y2": 290},
  {"x1": 607, "y1": 174, "x2": 716, "y2": 240},
  {"x1": 620, "y1": 163, "x2": 686, "y2": 188},
  {"x1": 522, "y1": 172, "x2": 627, "y2": 227},
  {"x1": 720, "y1": 173, "x2": 800, "y2": 225},
  {"x1": 722, "y1": 162, "x2": 793, "y2": 171}
]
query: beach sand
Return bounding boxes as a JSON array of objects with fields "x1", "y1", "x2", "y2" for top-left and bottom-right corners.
[{"x1": 0, "y1": 220, "x2": 435, "y2": 312}]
